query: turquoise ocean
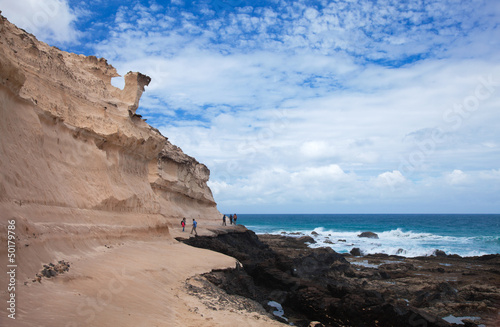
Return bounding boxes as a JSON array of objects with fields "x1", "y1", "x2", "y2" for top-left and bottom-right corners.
[{"x1": 236, "y1": 214, "x2": 500, "y2": 257}]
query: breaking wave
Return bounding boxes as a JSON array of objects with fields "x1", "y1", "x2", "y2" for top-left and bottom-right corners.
[{"x1": 259, "y1": 227, "x2": 497, "y2": 257}]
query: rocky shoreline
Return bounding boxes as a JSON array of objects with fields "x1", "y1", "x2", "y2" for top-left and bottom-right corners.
[{"x1": 178, "y1": 228, "x2": 500, "y2": 327}]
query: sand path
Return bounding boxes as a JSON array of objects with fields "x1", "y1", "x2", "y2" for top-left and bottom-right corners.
[{"x1": 8, "y1": 231, "x2": 283, "y2": 327}]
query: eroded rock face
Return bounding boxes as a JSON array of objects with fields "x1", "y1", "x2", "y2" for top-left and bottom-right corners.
[{"x1": 0, "y1": 15, "x2": 219, "y2": 278}]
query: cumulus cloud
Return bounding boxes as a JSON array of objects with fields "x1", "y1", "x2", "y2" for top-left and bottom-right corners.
[
  {"x1": 291, "y1": 164, "x2": 350, "y2": 185},
  {"x1": 445, "y1": 169, "x2": 469, "y2": 185},
  {"x1": 28, "y1": 0, "x2": 500, "y2": 212},
  {"x1": 373, "y1": 171, "x2": 407, "y2": 188},
  {"x1": 0, "y1": 0, "x2": 80, "y2": 44}
]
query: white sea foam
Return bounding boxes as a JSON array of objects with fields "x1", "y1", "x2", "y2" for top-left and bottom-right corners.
[{"x1": 268, "y1": 227, "x2": 493, "y2": 257}]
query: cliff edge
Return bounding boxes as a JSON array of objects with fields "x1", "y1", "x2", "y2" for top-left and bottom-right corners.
[
  {"x1": 0, "y1": 11, "x2": 222, "y2": 282},
  {"x1": 0, "y1": 15, "x2": 284, "y2": 327}
]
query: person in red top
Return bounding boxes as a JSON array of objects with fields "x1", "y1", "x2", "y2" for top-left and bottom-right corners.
[{"x1": 181, "y1": 218, "x2": 186, "y2": 232}]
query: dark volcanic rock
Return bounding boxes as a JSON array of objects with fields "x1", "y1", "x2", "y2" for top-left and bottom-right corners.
[
  {"x1": 357, "y1": 231, "x2": 379, "y2": 239},
  {"x1": 298, "y1": 235, "x2": 316, "y2": 244},
  {"x1": 291, "y1": 247, "x2": 349, "y2": 279},
  {"x1": 433, "y1": 249, "x2": 447, "y2": 257},
  {"x1": 350, "y1": 247, "x2": 362, "y2": 256},
  {"x1": 181, "y1": 229, "x2": 274, "y2": 265},
  {"x1": 36, "y1": 260, "x2": 70, "y2": 281},
  {"x1": 180, "y1": 229, "x2": 500, "y2": 327},
  {"x1": 258, "y1": 234, "x2": 315, "y2": 251}
]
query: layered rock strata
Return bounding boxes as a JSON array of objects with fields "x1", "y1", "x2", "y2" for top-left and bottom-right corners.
[{"x1": 0, "y1": 14, "x2": 218, "y2": 280}]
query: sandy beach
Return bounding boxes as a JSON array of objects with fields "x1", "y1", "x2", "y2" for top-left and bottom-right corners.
[{"x1": 5, "y1": 219, "x2": 284, "y2": 327}]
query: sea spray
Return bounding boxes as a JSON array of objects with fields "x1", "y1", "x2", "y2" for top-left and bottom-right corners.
[{"x1": 243, "y1": 214, "x2": 500, "y2": 257}]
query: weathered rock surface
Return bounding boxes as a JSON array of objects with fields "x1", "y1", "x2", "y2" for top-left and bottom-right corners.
[
  {"x1": 0, "y1": 14, "x2": 219, "y2": 281},
  {"x1": 182, "y1": 230, "x2": 500, "y2": 327}
]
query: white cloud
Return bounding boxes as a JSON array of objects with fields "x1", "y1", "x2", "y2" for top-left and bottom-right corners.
[
  {"x1": 373, "y1": 171, "x2": 407, "y2": 188},
  {"x1": 171, "y1": 0, "x2": 184, "y2": 6},
  {"x1": 21, "y1": 0, "x2": 499, "y2": 212},
  {"x1": 482, "y1": 142, "x2": 497, "y2": 149},
  {"x1": 291, "y1": 164, "x2": 350, "y2": 184},
  {"x1": 445, "y1": 170, "x2": 469, "y2": 185},
  {"x1": 0, "y1": 0, "x2": 80, "y2": 44},
  {"x1": 300, "y1": 141, "x2": 331, "y2": 159},
  {"x1": 479, "y1": 169, "x2": 500, "y2": 180}
]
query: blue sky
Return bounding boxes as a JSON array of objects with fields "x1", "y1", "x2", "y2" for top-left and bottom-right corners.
[{"x1": 2, "y1": 0, "x2": 500, "y2": 213}]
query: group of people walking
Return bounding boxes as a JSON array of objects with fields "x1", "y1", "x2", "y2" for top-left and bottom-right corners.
[
  {"x1": 181, "y1": 217, "x2": 197, "y2": 236},
  {"x1": 222, "y1": 213, "x2": 237, "y2": 226},
  {"x1": 180, "y1": 213, "x2": 238, "y2": 236}
]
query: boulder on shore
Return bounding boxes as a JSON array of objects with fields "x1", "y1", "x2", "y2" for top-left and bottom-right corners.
[
  {"x1": 350, "y1": 247, "x2": 362, "y2": 256},
  {"x1": 433, "y1": 249, "x2": 447, "y2": 257},
  {"x1": 358, "y1": 231, "x2": 379, "y2": 239}
]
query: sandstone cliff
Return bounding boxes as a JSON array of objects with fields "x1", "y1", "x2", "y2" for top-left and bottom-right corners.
[
  {"x1": 0, "y1": 14, "x2": 219, "y2": 280},
  {"x1": 0, "y1": 16, "x2": 290, "y2": 327}
]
